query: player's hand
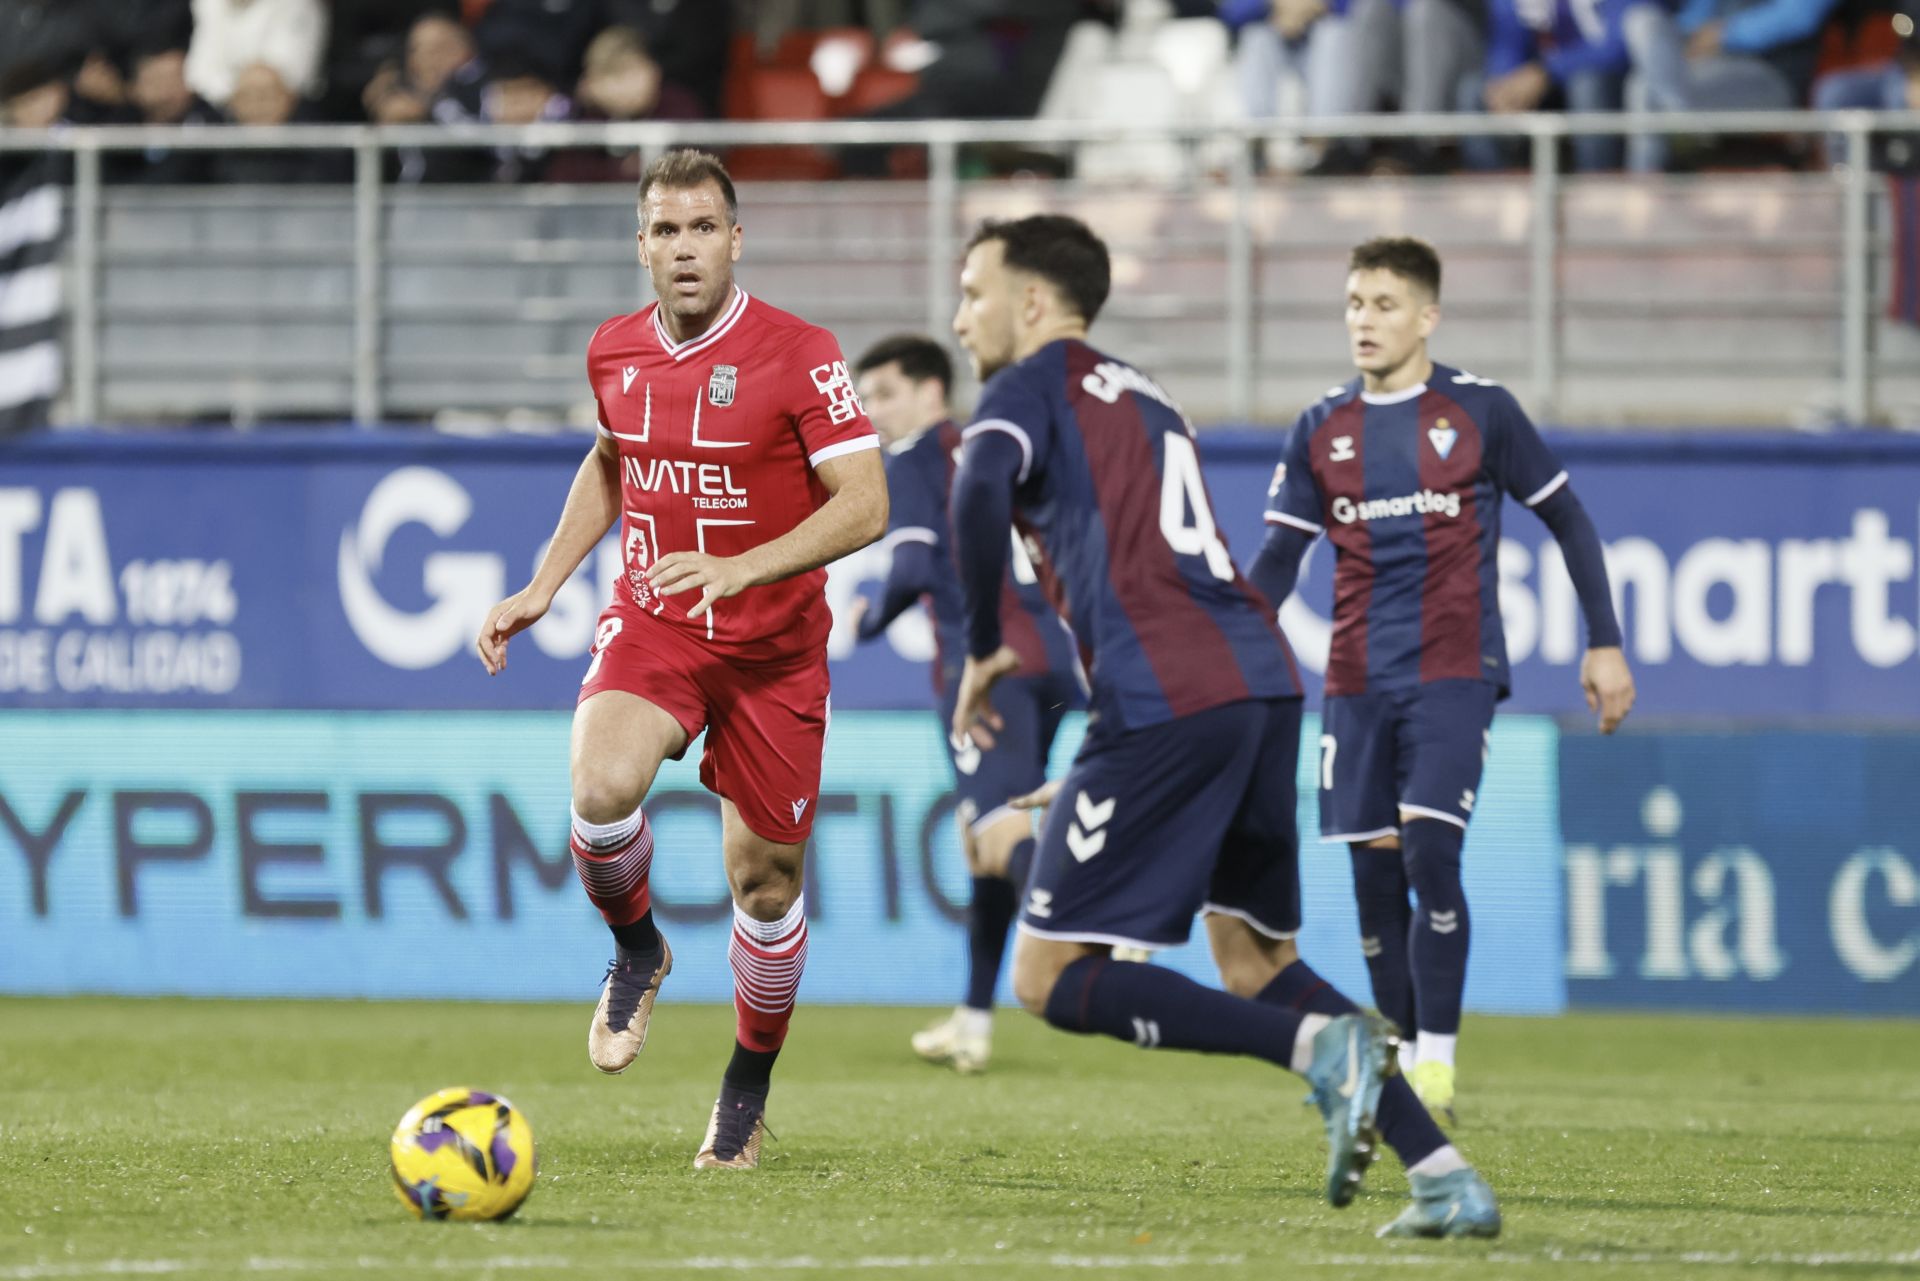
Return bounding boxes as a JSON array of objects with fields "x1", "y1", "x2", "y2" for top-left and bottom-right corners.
[
  {"x1": 476, "y1": 586, "x2": 553, "y2": 676},
  {"x1": 1685, "y1": 19, "x2": 1723, "y2": 59},
  {"x1": 951, "y1": 645, "x2": 1021, "y2": 750},
  {"x1": 1009, "y1": 779, "x2": 1062, "y2": 811},
  {"x1": 1581, "y1": 645, "x2": 1636, "y2": 735},
  {"x1": 645, "y1": 551, "x2": 758, "y2": 620}
]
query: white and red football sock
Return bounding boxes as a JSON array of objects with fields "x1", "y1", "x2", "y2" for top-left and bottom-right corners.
[
  {"x1": 729, "y1": 895, "x2": 808, "y2": 1053},
  {"x1": 569, "y1": 805, "x2": 654, "y2": 927}
]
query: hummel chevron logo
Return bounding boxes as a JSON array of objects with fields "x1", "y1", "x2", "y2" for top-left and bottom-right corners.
[
  {"x1": 1067, "y1": 791, "x2": 1115, "y2": 863},
  {"x1": 1131, "y1": 1017, "x2": 1161, "y2": 1049},
  {"x1": 1027, "y1": 888, "x2": 1054, "y2": 919},
  {"x1": 791, "y1": 797, "x2": 809, "y2": 823},
  {"x1": 1359, "y1": 935, "x2": 1383, "y2": 959},
  {"x1": 622, "y1": 366, "x2": 640, "y2": 393},
  {"x1": 1430, "y1": 909, "x2": 1459, "y2": 935},
  {"x1": 1075, "y1": 792, "x2": 1115, "y2": 828}
]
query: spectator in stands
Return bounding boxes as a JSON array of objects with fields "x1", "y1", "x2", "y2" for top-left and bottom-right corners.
[
  {"x1": 213, "y1": 62, "x2": 350, "y2": 183},
  {"x1": 473, "y1": 0, "x2": 601, "y2": 90},
  {"x1": 1622, "y1": 0, "x2": 1841, "y2": 170},
  {"x1": 577, "y1": 26, "x2": 704, "y2": 122},
  {"x1": 1223, "y1": 0, "x2": 1364, "y2": 171},
  {"x1": 121, "y1": 41, "x2": 225, "y2": 183},
  {"x1": 545, "y1": 26, "x2": 705, "y2": 182},
  {"x1": 868, "y1": 0, "x2": 1080, "y2": 118},
  {"x1": 602, "y1": 0, "x2": 732, "y2": 117},
  {"x1": 364, "y1": 11, "x2": 492, "y2": 183},
  {"x1": 1811, "y1": 5, "x2": 1919, "y2": 167},
  {"x1": 1345, "y1": 0, "x2": 1490, "y2": 171},
  {"x1": 322, "y1": 0, "x2": 445, "y2": 121},
  {"x1": 432, "y1": 54, "x2": 575, "y2": 182},
  {"x1": 1459, "y1": 0, "x2": 1635, "y2": 171},
  {"x1": 186, "y1": 0, "x2": 328, "y2": 111}
]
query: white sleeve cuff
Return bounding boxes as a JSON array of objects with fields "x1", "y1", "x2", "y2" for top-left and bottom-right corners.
[
  {"x1": 880, "y1": 527, "x2": 938, "y2": 552},
  {"x1": 809, "y1": 435, "x2": 881, "y2": 468},
  {"x1": 1264, "y1": 510, "x2": 1323, "y2": 534},
  {"x1": 962, "y1": 418, "x2": 1034, "y2": 484},
  {"x1": 1523, "y1": 470, "x2": 1569, "y2": 507}
]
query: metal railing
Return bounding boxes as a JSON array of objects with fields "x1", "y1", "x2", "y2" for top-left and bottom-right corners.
[{"x1": 5, "y1": 110, "x2": 1920, "y2": 426}]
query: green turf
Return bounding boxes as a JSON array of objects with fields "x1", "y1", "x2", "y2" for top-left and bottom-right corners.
[{"x1": 1, "y1": 999, "x2": 1917, "y2": 1281}]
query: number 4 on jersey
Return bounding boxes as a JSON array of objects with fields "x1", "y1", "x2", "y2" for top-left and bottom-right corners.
[{"x1": 1159, "y1": 433, "x2": 1234, "y2": 581}]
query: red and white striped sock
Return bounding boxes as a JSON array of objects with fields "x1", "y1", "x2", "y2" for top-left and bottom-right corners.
[
  {"x1": 569, "y1": 805, "x2": 654, "y2": 926},
  {"x1": 730, "y1": 896, "x2": 808, "y2": 1052}
]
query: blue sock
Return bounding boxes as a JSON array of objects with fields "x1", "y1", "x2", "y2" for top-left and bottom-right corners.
[
  {"x1": 1255, "y1": 958, "x2": 1359, "y2": 1016},
  {"x1": 1403, "y1": 820, "x2": 1470, "y2": 1037},
  {"x1": 1252, "y1": 959, "x2": 1447, "y2": 1167},
  {"x1": 1378, "y1": 1075, "x2": 1448, "y2": 1168},
  {"x1": 963, "y1": 876, "x2": 1017, "y2": 1011},
  {"x1": 1043, "y1": 955, "x2": 1305, "y2": 1067},
  {"x1": 1349, "y1": 844, "x2": 1418, "y2": 1036},
  {"x1": 1004, "y1": 836, "x2": 1035, "y2": 888}
]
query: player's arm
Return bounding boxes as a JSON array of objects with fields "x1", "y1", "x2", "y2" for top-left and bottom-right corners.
[
  {"x1": 854, "y1": 451, "x2": 946, "y2": 642},
  {"x1": 948, "y1": 428, "x2": 1027, "y2": 749},
  {"x1": 1497, "y1": 394, "x2": 1634, "y2": 733},
  {"x1": 647, "y1": 447, "x2": 888, "y2": 620},
  {"x1": 476, "y1": 433, "x2": 620, "y2": 675},
  {"x1": 1247, "y1": 414, "x2": 1325, "y2": 614},
  {"x1": 855, "y1": 534, "x2": 939, "y2": 641}
]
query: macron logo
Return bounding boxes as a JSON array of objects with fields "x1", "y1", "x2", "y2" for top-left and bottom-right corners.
[
  {"x1": 622, "y1": 366, "x2": 640, "y2": 393},
  {"x1": 791, "y1": 797, "x2": 809, "y2": 823}
]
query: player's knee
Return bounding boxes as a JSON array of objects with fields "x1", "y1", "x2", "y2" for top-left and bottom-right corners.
[
  {"x1": 1400, "y1": 819, "x2": 1465, "y2": 901},
  {"x1": 973, "y1": 819, "x2": 1025, "y2": 879},
  {"x1": 1011, "y1": 943, "x2": 1064, "y2": 1016},
  {"x1": 730, "y1": 865, "x2": 802, "y2": 922},
  {"x1": 570, "y1": 769, "x2": 646, "y2": 828}
]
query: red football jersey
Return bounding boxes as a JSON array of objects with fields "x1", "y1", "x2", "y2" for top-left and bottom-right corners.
[{"x1": 587, "y1": 287, "x2": 880, "y2": 663}]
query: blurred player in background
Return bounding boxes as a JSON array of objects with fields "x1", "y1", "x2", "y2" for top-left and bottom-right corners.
[
  {"x1": 475, "y1": 149, "x2": 887, "y2": 1171},
  {"x1": 1250, "y1": 236, "x2": 1635, "y2": 1122},
  {"x1": 850, "y1": 334, "x2": 1081, "y2": 1075},
  {"x1": 949, "y1": 214, "x2": 1499, "y2": 1238}
]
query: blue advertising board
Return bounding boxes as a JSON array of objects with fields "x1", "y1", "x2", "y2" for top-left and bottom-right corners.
[
  {"x1": 1561, "y1": 730, "x2": 1920, "y2": 1014},
  {"x1": 0, "y1": 709, "x2": 1563, "y2": 1012},
  {"x1": 3, "y1": 429, "x2": 1918, "y2": 717}
]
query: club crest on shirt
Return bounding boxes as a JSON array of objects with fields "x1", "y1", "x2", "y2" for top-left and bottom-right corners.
[
  {"x1": 1428, "y1": 419, "x2": 1458, "y2": 460},
  {"x1": 708, "y1": 364, "x2": 737, "y2": 408}
]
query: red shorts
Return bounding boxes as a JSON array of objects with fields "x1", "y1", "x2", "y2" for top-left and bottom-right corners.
[{"x1": 577, "y1": 599, "x2": 830, "y2": 845}]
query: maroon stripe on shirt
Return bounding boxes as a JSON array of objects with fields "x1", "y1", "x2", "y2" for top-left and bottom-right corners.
[
  {"x1": 1315, "y1": 399, "x2": 1372, "y2": 696},
  {"x1": 1067, "y1": 343, "x2": 1249, "y2": 717},
  {"x1": 1416, "y1": 390, "x2": 1486, "y2": 683}
]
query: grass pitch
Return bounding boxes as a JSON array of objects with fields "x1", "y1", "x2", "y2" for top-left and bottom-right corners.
[{"x1": 1, "y1": 999, "x2": 1916, "y2": 1281}]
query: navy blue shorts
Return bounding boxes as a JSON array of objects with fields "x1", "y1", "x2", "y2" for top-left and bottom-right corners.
[
  {"x1": 1317, "y1": 679, "x2": 1498, "y2": 841},
  {"x1": 1019, "y1": 697, "x2": 1303, "y2": 950},
  {"x1": 939, "y1": 671, "x2": 1076, "y2": 835}
]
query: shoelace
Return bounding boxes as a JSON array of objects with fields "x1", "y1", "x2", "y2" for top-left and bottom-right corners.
[
  {"x1": 712, "y1": 1097, "x2": 773, "y2": 1160},
  {"x1": 599, "y1": 954, "x2": 656, "y2": 1030}
]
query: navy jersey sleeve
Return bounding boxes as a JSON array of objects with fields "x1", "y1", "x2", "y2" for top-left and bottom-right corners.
[
  {"x1": 883, "y1": 442, "x2": 947, "y2": 545},
  {"x1": 962, "y1": 365, "x2": 1054, "y2": 487},
  {"x1": 1263, "y1": 411, "x2": 1327, "y2": 533},
  {"x1": 1486, "y1": 387, "x2": 1570, "y2": 509}
]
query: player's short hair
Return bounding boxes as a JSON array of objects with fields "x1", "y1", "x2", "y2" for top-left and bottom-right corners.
[
  {"x1": 967, "y1": 215, "x2": 1111, "y2": 324},
  {"x1": 638, "y1": 149, "x2": 738, "y2": 226},
  {"x1": 854, "y1": 334, "x2": 953, "y2": 394},
  {"x1": 1348, "y1": 237, "x2": 1443, "y2": 301}
]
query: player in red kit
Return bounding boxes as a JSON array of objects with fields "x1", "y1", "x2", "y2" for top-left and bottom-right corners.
[{"x1": 474, "y1": 150, "x2": 887, "y2": 1170}]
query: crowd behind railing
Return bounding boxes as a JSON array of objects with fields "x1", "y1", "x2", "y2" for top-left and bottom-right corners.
[{"x1": 1, "y1": 0, "x2": 1916, "y2": 183}]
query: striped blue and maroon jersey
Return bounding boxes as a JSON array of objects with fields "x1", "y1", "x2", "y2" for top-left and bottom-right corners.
[
  {"x1": 1264, "y1": 364, "x2": 1569, "y2": 698},
  {"x1": 883, "y1": 420, "x2": 1077, "y2": 695},
  {"x1": 965, "y1": 339, "x2": 1300, "y2": 732}
]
